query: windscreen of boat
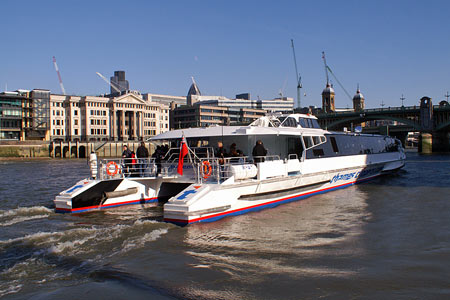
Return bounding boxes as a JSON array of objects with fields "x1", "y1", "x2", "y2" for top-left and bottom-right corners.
[
  {"x1": 280, "y1": 117, "x2": 297, "y2": 128},
  {"x1": 299, "y1": 117, "x2": 321, "y2": 129}
]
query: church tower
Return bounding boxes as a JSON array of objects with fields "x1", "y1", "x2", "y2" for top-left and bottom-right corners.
[
  {"x1": 322, "y1": 83, "x2": 335, "y2": 113},
  {"x1": 352, "y1": 86, "x2": 365, "y2": 112}
]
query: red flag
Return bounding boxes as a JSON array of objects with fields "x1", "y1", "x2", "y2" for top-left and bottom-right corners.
[{"x1": 177, "y1": 136, "x2": 188, "y2": 175}]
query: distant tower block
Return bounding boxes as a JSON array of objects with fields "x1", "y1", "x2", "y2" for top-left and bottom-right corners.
[
  {"x1": 322, "y1": 83, "x2": 335, "y2": 113},
  {"x1": 353, "y1": 86, "x2": 365, "y2": 112},
  {"x1": 110, "y1": 71, "x2": 129, "y2": 95}
]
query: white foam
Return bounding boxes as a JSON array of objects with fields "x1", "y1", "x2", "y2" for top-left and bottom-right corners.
[
  {"x1": 0, "y1": 206, "x2": 52, "y2": 218},
  {"x1": 0, "y1": 214, "x2": 49, "y2": 227},
  {"x1": 120, "y1": 228, "x2": 168, "y2": 253},
  {"x1": 0, "y1": 283, "x2": 22, "y2": 297}
]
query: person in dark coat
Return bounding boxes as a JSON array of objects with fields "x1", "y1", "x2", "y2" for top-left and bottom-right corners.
[
  {"x1": 122, "y1": 145, "x2": 132, "y2": 176},
  {"x1": 252, "y1": 140, "x2": 267, "y2": 164},
  {"x1": 152, "y1": 145, "x2": 163, "y2": 175},
  {"x1": 136, "y1": 142, "x2": 149, "y2": 176},
  {"x1": 229, "y1": 143, "x2": 238, "y2": 157}
]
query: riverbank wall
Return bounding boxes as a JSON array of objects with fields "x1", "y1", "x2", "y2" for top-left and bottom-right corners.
[{"x1": 0, "y1": 141, "x2": 156, "y2": 158}]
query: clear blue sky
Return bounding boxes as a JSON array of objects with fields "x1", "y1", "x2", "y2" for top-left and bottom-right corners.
[{"x1": 1, "y1": 0, "x2": 449, "y2": 108}]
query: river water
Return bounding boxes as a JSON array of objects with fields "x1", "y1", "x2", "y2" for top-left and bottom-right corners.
[{"x1": 1, "y1": 151, "x2": 450, "y2": 299}]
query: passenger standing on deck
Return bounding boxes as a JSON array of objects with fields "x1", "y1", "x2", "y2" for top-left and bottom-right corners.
[
  {"x1": 136, "y1": 142, "x2": 149, "y2": 177},
  {"x1": 122, "y1": 145, "x2": 132, "y2": 176},
  {"x1": 215, "y1": 141, "x2": 226, "y2": 164},
  {"x1": 252, "y1": 140, "x2": 267, "y2": 163},
  {"x1": 229, "y1": 143, "x2": 238, "y2": 157},
  {"x1": 152, "y1": 146, "x2": 163, "y2": 175}
]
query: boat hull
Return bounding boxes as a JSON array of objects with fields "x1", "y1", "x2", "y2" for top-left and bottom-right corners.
[
  {"x1": 54, "y1": 178, "x2": 158, "y2": 213},
  {"x1": 163, "y1": 160, "x2": 403, "y2": 225}
]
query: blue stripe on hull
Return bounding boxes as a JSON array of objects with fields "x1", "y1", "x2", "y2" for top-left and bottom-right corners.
[{"x1": 166, "y1": 174, "x2": 381, "y2": 226}]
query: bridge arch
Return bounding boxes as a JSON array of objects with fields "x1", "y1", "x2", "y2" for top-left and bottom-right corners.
[{"x1": 323, "y1": 115, "x2": 424, "y2": 131}]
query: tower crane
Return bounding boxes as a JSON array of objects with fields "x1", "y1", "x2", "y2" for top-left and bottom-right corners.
[
  {"x1": 96, "y1": 72, "x2": 121, "y2": 94},
  {"x1": 321, "y1": 51, "x2": 353, "y2": 101},
  {"x1": 52, "y1": 56, "x2": 66, "y2": 95},
  {"x1": 291, "y1": 39, "x2": 302, "y2": 108}
]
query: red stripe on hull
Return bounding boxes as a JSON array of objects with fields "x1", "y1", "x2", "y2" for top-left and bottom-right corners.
[{"x1": 164, "y1": 174, "x2": 380, "y2": 225}]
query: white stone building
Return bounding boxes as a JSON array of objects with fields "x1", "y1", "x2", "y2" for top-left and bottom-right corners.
[{"x1": 49, "y1": 92, "x2": 170, "y2": 141}]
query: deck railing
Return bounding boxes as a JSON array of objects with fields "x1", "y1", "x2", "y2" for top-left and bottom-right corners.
[
  {"x1": 98, "y1": 158, "x2": 159, "y2": 180},
  {"x1": 98, "y1": 152, "x2": 281, "y2": 183}
]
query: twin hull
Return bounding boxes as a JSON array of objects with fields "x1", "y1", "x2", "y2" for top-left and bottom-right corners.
[{"x1": 54, "y1": 152, "x2": 404, "y2": 224}]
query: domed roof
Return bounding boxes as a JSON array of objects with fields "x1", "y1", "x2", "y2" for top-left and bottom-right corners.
[
  {"x1": 322, "y1": 83, "x2": 335, "y2": 94},
  {"x1": 353, "y1": 88, "x2": 364, "y2": 100}
]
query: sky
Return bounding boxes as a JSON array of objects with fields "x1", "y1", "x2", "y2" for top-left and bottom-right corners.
[{"x1": 1, "y1": 0, "x2": 449, "y2": 109}]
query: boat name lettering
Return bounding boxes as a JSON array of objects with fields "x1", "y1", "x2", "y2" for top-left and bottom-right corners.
[
  {"x1": 331, "y1": 172, "x2": 357, "y2": 183},
  {"x1": 331, "y1": 168, "x2": 382, "y2": 183}
]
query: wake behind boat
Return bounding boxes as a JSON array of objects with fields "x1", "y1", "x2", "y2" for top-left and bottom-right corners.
[{"x1": 54, "y1": 113, "x2": 405, "y2": 224}]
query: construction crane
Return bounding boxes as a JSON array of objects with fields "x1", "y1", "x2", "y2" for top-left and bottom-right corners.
[
  {"x1": 291, "y1": 39, "x2": 302, "y2": 108},
  {"x1": 52, "y1": 56, "x2": 66, "y2": 95},
  {"x1": 321, "y1": 51, "x2": 353, "y2": 101},
  {"x1": 96, "y1": 72, "x2": 121, "y2": 94}
]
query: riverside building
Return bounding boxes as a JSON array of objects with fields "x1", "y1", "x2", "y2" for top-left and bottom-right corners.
[
  {"x1": 0, "y1": 90, "x2": 31, "y2": 140},
  {"x1": 1, "y1": 87, "x2": 177, "y2": 142},
  {"x1": 49, "y1": 92, "x2": 170, "y2": 142},
  {"x1": 172, "y1": 81, "x2": 293, "y2": 129}
]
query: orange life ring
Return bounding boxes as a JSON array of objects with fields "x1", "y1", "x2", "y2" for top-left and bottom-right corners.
[
  {"x1": 106, "y1": 161, "x2": 119, "y2": 176},
  {"x1": 202, "y1": 161, "x2": 212, "y2": 179}
]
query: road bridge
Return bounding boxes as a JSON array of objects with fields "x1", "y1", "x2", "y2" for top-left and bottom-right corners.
[{"x1": 316, "y1": 97, "x2": 450, "y2": 153}]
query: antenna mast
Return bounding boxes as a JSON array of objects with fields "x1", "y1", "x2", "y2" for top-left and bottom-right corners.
[
  {"x1": 52, "y1": 56, "x2": 66, "y2": 95},
  {"x1": 291, "y1": 39, "x2": 302, "y2": 108}
]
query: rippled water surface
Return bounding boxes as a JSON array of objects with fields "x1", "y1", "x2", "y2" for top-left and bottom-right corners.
[{"x1": 1, "y1": 152, "x2": 450, "y2": 299}]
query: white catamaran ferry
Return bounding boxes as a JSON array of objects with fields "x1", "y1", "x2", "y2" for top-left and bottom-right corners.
[{"x1": 54, "y1": 113, "x2": 405, "y2": 225}]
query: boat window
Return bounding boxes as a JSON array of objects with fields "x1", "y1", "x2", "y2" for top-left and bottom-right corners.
[
  {"x1": 330, "y1": 136, "x2": 339, "y2": 153},
  {"x1": 282, "y1": 117, "x2": 297, "y2": 128},
  {"x1": 278, "y1": 116, "x2": 286, "y2": 124},
  {"x1": 311, "y1": 119, "x2": 321, "y2": 128},
  {"x1": 312, "y1": 136, "x2": 321, "y2": 145},
  {"x1": 304, "y1": 119, "x2": 310, "y2": 127},
  {"x1": 303, "y1": 136, "x2": 313, "y2": 148},
  {"x1": 298, "y1": 118, "x2": 307, "y2": 128},
  {"x1": 320, "y1": 136, "x2": 326, "y2": 143}
]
